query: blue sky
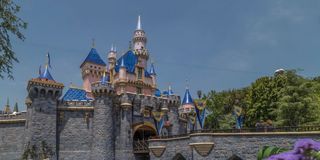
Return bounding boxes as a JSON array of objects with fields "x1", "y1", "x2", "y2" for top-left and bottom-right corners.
[{"x1": 1, "y1": 0, "x2": 320, "y2": 111}]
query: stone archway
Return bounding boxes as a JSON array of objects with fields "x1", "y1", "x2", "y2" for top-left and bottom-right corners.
[
  {"x1": 172, "y1": 153, "x2": 186, "y2": 160},
  {"x1": 133, "y1": 123, "x2": 157, "y2": 160}
]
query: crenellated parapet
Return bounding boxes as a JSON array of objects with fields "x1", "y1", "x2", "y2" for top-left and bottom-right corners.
[
  {"x1": 27, "y1": 78, "x2": 64, "y2": 100},
  {"x1": 91, "y1": 81, "x2": 115, "y2": 98}
]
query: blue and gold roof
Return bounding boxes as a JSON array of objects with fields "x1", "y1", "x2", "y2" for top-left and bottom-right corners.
[
  {"x1": 39, "y1": 65, "x2": 54, "y2": 81},
  {"x1": 62, "y1": 87, "x2": 93, "y2": 101},
  {"x1": 115, "y1": 50, "x2": 152, "y2": 77},
  {"x1": 81, "y1": 48, "x2": 106, "y2": 67}
]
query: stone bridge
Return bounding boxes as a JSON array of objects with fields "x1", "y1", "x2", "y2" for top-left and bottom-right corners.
[{"x1": 148, "y1": 126, "x2": 320, "y2": 160}]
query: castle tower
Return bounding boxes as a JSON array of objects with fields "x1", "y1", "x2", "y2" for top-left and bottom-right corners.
[
  {"x1": 108, "y1": 44, "x2": 117, "y2": 83},
  {"x1": 91, "y1": 77, "x2": 115, "y2": 160},
  {"x1": 133, "y1": 16, "x2": 149, "y2": 68},
  {"x1": 149, "y1": 62, "x2": 157, "y2": 89},
  {"x1": 115, "y1": 93, "x2": 134, "y2": 159},
  {"x1": 80, "y1": 42, "x2": 106, "y2": 95},
  {"x1": 118, "y1": 57, "x2": 127, "y2": 93},
  {"x1": 25, "y1": 54, "x2": 64, "y2": 160}
]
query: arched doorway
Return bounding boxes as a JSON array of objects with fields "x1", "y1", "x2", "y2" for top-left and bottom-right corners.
[{"x1": 133, "y1": 123, "x2": 157, "y2": 160}]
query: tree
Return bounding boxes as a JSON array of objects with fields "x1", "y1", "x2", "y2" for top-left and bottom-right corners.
[{"x1": 0, "y1": 0, "x2": 27, "y2": 79}]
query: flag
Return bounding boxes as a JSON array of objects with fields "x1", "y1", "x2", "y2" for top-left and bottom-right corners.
[
  {"x1": 39, "y1": 65, "x2": 42, "y2": 75},
  {"x1": 47, "y1": 53, "x2": 52, "y2": 68}
]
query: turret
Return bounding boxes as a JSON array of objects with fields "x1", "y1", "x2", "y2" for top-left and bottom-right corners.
[
  {"x1": 80, "y1": 42, "x2": 106, "y2": 94},
  {"x1": 91, "y1": 77, "x2": 115, "y2": 160},
  {"x1": 150, "y1": 62, "x2": 157, "y2": 89},
  {"x1": 25, "y1": 53, "x2": 64, "y2": 160},
  {"x1": 108, "y1": 44, "x2": 117, "y2": 83},
  {"x1": 132, "y1": 16, "x2": 149, "y2": 68}
]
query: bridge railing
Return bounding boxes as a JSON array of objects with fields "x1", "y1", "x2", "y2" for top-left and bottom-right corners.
[{"x1": 150, "y1": 125, "x2": 320, "y2": 139}]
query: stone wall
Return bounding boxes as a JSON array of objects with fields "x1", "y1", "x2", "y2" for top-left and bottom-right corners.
[
  {"x1": 0, "y1": 121, "x2": 26, "y2": 160},
  {"x1": 57, "y1": 109, "x2": 93, "y2": 160},
  {"x1": 149, "y1": 132, "x2": 320, "y2": 160}
]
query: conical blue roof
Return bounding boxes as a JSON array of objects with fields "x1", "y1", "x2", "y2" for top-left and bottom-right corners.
[
  {"x1": 39, "y1": 66, "x2": 54, "y2": 81},
  {"x1": 182, "y1": 88, "x2": 193, "y2": 105},
  {"x1": 149, "y1": 63, "x2": 156, "y2": 75},
  {"x1": 115, "y1": 50, "x2": 138, "y2": 73},
  {"x1": 81, "y1": 48, "x2": 106, "y2": 67}
]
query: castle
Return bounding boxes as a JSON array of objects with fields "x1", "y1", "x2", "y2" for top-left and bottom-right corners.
[
  {"x1": 0, "y1": 16, "x2": 191, "y2": 160},
  {"x1": 1, "y1": 16, "x2": 319, "y2": 160}
]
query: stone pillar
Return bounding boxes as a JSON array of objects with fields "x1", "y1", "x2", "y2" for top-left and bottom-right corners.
[
  {"x1": 91, "y1": 82, "x2": 115, "y2": 160},
  {"x1": 115, "y1": 93, "x2": 134, "y2": 160},
  {"x1": 25, "y1": 78, "x2": 64, "y2": 160}
]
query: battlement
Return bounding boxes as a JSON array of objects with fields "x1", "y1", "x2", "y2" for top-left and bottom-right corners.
[{"x1": 91, "y1": 81, "x2": 115, "y2": 97}]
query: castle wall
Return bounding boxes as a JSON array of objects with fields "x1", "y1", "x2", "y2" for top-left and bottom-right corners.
[
  {"x1": 149, "y1": 132, "x2": 320, "y2": 160},
  {"x1": 57, "y1": 109, "x2": 93, "y2": 160},
  {"x1": 0, "y1": 121, "x2": 26, "y2": 160}
]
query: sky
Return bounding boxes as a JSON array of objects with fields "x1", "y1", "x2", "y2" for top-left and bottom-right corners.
[{"x1": 1, "y1": 0, "x2": 320, "y2": 111}]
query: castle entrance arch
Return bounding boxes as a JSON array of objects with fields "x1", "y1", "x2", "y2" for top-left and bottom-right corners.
[{"x1": 133, "y1": 123, "x2": 157, "y2": 160}]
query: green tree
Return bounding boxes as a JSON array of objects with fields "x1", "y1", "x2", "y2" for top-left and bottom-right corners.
[
  {"x1": 0, "y1": 0, "x2": 27, "y2": 79},
  {"x1": 276, "y1": 70, "x2": 320, "y2": 126}
]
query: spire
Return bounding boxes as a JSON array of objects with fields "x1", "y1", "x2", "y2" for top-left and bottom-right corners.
[
  {"x1": 6, "y1": 97, "x2": 9, "y2": 106},
  {"x1": 120, "y1": 57, "x2": 126, "y2": 68},
  {"x1": 182, "y1": 87, "x2": 193, "y2": 105},
  {"x1": 38, "y1": 53, "x2": 55, "y2": 81},
  {"x1": 101, "y1": 66, "x2": 109, "y2": 84},
  {"x1": 13, "y1": 102, "x2": 18, "y2": 112},
  {"x1": 39, "y1": 65, "x2": 55, "y2": 81},
  {"x1": 168, "y1": 85, "x2": 174, "y2": 95},
  {"x1": 137, "y1": 15, "x2": 142, "y2": 30},
  {"x1": 149, "y1": 63, "x2": 156, "y2": 75}
]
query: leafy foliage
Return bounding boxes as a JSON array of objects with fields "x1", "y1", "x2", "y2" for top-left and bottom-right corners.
[
  {"x1": 0, "y1": 0, "x2": 27, "y2": 79},
  {"x1": 205, "y1": 70, "x2": 320, "y2": 129},
  {"x1": 257, "y1": 146, "x2": 288, "y2": 160}
]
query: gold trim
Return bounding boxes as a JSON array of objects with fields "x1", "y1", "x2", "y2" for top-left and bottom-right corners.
[
  {"x1": 149, "y1": 146, "x2": 166, "y2": 157},
  {"x1": 133, "y1": 121, "x2": 157, "y2": 135},
  {"x1": 0, "y1": 119, "x2": 26, "y2": 124},
  {"x1": 189, "y1": 142, "x2": 214, "y2": 157}
]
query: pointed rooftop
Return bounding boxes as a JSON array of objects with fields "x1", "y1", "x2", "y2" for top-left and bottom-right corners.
[
  {"x1": 149, "y1": 63, "x2": 156, "y2": 75},
  {"x1": 81, "y1": 48, "x2": 106, "y2": 67},
  {"x1": 39, "y1": 65, "x2": 54, "y2": 81},
  {"x1": 182, "y1": 88, "x2": 193, "y2": 105},
  {"x1": 137, "y1": 15, "x2": 142, "y2": 30},
  {"x1": 100, "y1": 71, "x2": 110, "y2": 85}
]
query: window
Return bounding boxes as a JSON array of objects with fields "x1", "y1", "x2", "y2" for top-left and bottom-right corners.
[
  {"x1": 138, "y1": 68, "x2": 143, "y2": 80},
  {"x1": 137, "y1": 87, "x2": 142, "y2": 94}
]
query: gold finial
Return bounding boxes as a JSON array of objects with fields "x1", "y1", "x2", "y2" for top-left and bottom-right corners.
[{"x1": 92, "y1": 38, "x2": 96, "y2": 48}]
